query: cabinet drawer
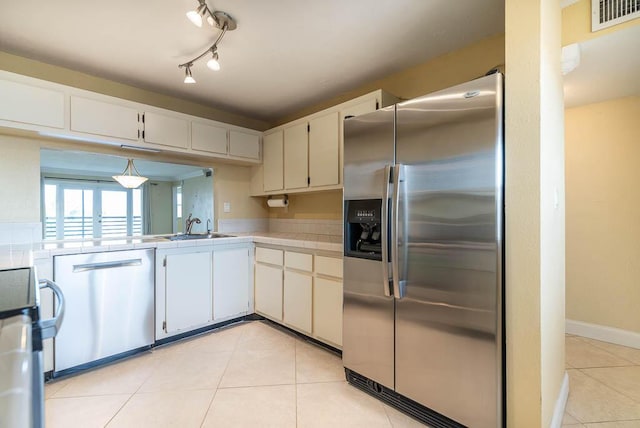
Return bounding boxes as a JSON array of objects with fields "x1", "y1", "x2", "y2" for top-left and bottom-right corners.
[
  {"x1": 315, "y1": 256, "x2": 342, "y2": 278},
  {"x1": 255, "y1": 247, "x2": 283, "y2": 266},
  {"x1": 284, "y1": 251, "x2": 312, "y2": 272}
]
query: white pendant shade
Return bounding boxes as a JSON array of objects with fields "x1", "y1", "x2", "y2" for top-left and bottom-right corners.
[
  {"x1": 206, "y1": 57, "x2": 220, "y2": 71},
  {"x1": 112, "y1": 159, "x2": 148, "y2": 189}
]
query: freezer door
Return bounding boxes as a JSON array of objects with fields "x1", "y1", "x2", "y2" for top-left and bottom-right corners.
[
  {"x1": 342, "y1": 107, "x2": 395, "y2": 389},
  {"x1": 394, "y1": 74, "x2": 504, "y2": 428}
]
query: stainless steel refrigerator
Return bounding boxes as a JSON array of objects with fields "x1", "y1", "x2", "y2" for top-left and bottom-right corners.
[{"x1": 342, "y1": 73, "x2": 504, "y2": 428}]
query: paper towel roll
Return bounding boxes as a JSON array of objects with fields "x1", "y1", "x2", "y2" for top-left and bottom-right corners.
[{"x1": 267, "y1": 198, "x2": 288, "y2": 208}]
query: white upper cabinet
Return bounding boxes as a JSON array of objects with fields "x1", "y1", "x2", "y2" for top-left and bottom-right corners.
[
  {"x1": 70, "y1": 96, "x2": 139, "y2": 140},
  {"x1": 229, "y1": 130, "x2": 260, "y2": 160},
  {"x1": 308, "y1": 111, "x2": 339, "y2": 188},
  {"x1": 263, "y1": 130, "x2": 284, "y2": 192},
  {"x1": 340, "y1": 98, "x2": 378, "y2": 120},
  {"x1": 283, "y1": 122, "x2": 309, "y2": 190},
  {"x1": 0, "y1": 79, "x2": 64, "y2": 129},
  {"x1": 0, "y1": 71, "x2": 262, "y2": 165},
  {"x1": 191, "y1": 121, "x2": 228, "y2": 154},
  {"x1": 143, "y1": 111, "x2": 189, "y2": 149}
]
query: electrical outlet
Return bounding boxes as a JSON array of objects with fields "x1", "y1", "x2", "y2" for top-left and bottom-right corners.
[{"x1": 223, "y1": 202, "x2": 231, "y2": 213}]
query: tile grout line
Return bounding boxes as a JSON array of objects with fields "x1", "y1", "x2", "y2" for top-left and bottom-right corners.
[
  {"x1": 572, "y1": 336, "x2": 639, "y2": 366},
  {"x1": 575, "y1": 365, "x2": 640, "y2": 408}
]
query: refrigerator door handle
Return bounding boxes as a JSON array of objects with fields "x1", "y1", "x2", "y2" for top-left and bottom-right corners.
[
  {"x1": 380, "y1": 165, "x2": 391, "y2": 297},
  {"x1": 391, "y1": 163, "x2": 405, "y2": 299}
]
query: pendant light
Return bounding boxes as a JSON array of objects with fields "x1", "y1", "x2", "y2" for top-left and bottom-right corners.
[{"x1": 112, "y1": 159, "x2": 148, "y2": 189}]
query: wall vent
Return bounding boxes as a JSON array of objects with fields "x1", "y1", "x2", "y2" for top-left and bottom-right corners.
[{"x1": 592, "y1": 0, "x2": 640, "y2": 31}]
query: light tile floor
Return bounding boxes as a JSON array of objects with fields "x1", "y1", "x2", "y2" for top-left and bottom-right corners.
[
  {"x1": 563, "y1": 335, "x2": 640, "y2": 428},
  {"x1": 45, "y1": 321, "x2": 423, "y2": 428},
  {"x1": 45, "y1": 322, "x2": 640, "y2": 427}
]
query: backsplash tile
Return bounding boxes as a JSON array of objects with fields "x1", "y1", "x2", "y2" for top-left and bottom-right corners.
[
  {"x1": 217, "y1": 219, "x2": 269, "y2": 233},
  {"x1": 268, "y1": 219, "x2": 342, "y2": 237}
]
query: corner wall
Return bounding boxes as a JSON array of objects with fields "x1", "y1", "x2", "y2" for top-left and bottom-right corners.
[
  {"x1": 505, "y1": 0, "x2": 566, "y2": 425},
  {"x1": 565, "y1": 96, "x2": 640, "y2": 334}
]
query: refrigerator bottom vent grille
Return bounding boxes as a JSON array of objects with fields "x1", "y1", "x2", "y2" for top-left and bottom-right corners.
[{"x1": 345, "y1": 368, "x2": 466, "y2": 428}]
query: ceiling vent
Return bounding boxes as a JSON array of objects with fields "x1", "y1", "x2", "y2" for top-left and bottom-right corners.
[{"x1": 592, "y1": 0, "x2": 640, "y2": 31}]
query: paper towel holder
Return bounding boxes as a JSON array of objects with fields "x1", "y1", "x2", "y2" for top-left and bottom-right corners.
[{"x1": 267, "y1": 194, "x2": 289, "y2": 208}]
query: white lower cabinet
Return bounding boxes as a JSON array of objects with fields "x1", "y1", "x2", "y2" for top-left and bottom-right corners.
[
  {"x1": 254, "y1": 263, "x2": 283, "y2": 321},
  {"x1": 314, "y1": 277, "x2": 343, "y2": 347},
  {"x1": 283, "y1": 270, "x2": 312, "y2": 334},
  {"x1": 254, "y1": 246, "x2": 343, "y2": 348},
  {"x1": 213, "y1": 247, "x2": 250, "y2": 320},
  {"x1": 164, "y1": 251, "x2": 212, "y2": 334},
  {"x1": 156, "y1": 243, "x2": 252, "y2": 340}
]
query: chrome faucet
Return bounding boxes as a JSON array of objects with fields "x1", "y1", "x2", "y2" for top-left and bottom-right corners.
[
  {"x1": 207, "y1": 219, "x2": 212, "y2": 234},
  {"x1": 185, "y1": 213, "x2": 201, "y2": 235}
]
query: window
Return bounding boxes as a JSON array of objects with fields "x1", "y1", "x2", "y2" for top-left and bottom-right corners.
[{"x1": 43, "y1": 179, "x2": 143, "y2": 240}]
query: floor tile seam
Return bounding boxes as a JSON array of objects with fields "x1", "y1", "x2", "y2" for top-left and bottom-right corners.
[
  {"x1": 577, "y1": 367, "x2": 640, "y2": 405},
  {"x1": 217, "y1": 382, "x2": 297, "y2": 390},
  {"x1": 572, "y1": 337, "x2": 638, "y2": 365},
  {"x1": 103, "y1": 392, "x2": 136, "y2": 428},
  {"x1": 199, "y1": 387, "x2": 221, "y2": 428},
  {"x1": 571, "y1": 364, "x2": 638, "y2": 369},
  {"x1": 295, "y1": 379, "x2": 349, "y2": 385},
  {"x1": 47, "y1": 391, "x2": 139, "y2": 400}
]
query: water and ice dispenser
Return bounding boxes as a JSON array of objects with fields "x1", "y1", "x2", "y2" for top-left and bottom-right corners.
[{"x1": 344, "y1": 199, "x2": 385, "y2": 260}]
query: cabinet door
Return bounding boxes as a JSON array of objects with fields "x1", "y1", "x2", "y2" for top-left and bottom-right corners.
[
  {"x1": 70, "y1": 96, "x2": 139, "y2": 140},
  {"x1": 284, "y1": 271, "x2": 312, "y2": 333},
  {"x1": 213, "y1": 248, "x2": 250, "y2": 320},
  {"x1": 254, "y1": 263, "x2": 283, "y2": 321},
  {"x1": 308, "y1": 112, "x2": 339, "y2": 187},
  {"x1": 284, "y1": 122, "x2": 309, "y2": 190},
  {"x1": 229, "y1": 130, "x2": 260, "y2": 160},
  {"x1": 0, "y1": 79, "x2": 65, "y2": 129},
  {"x1": 313, "y1": 277, "x2": 343, "y2": 347},
  {"x1": 144, "y1": 111, "x2": 189, "y2": 149},
  {"x1": 263, "y1": 130, "x2": 284, "y2": 191},
  {"x1": 165, "y1": 252, "x2": 212, "y2": 333},
  {"x1": 191, "y1": 121, "x2": 227, "y2": 154}
]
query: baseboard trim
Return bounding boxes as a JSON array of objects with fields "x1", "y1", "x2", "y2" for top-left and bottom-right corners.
[
  {"x1": 566, "y1": 319, "x2": 640, "y2": 349},
  {"x1": 550, "y1": 372, "x2": 569, "y2": 428}
]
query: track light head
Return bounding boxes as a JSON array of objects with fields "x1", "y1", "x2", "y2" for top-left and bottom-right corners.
[
  {"x1": 206, "y1": 51, "x2": 220, "y2": 71},
  {"x1": 184, "y1": 65, "x2": 196, "y2": 84},
  {"x1": 186, "y1": 4, "x2": 206, "y2": 27}
]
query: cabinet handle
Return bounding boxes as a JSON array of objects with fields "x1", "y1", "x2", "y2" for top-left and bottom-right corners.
[{"x1": 72, "y1": 259, "x2": 142, "y2": 273}]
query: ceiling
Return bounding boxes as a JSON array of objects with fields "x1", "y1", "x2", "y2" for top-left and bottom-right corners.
[
  {"x1": 563, "y1": 24, "x2": 640, "y2": 108},
  {"x1": 40, "y1": 149, "x2": 205, "y2": 181},
  {"x1": 0, "y1": 0, "x2": 504, "y2": 122}
]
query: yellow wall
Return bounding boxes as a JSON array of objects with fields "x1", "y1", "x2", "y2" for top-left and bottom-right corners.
[
  {"x1": 275, "y1": 33, "x2": 505, "y2": 126},
  {"x1": 565, "y1": 96, "x2": 640, "y2": 333},
  {"x1": 505, "y1": 0, "x2": 566, "y2": 425},
  {"x1": 562, "y1": 0, "x2": 640, "y2": 45},
  {"x1": 267, "y1": 190, "x2": 342, "y2": 220},
  {"x1": 0, "y1": 135, "x2": 41, "y2": 222},
  {"x1": 0, "y1": 51, "x2": 269, "y2": 131}
]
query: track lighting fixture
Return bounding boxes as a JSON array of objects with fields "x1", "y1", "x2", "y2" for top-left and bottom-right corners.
[
  {"x1": 183, "y1": 65, "x2": 196, "y2": 83},
  {"x1": 178, "y1": 1, "x2": 236, "y2": 84}
]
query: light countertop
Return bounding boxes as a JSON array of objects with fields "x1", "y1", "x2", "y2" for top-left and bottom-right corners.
[{"x1": 0, "y1": 232, "x2": 342, "y2": 269}]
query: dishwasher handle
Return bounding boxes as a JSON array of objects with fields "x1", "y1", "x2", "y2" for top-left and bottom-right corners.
[
  {"x1": 38, "y1": 279, "x2": 65, "y2": 340},
  {"x1": 72, "y1": 258, "x2": 142, "y2": 273}
]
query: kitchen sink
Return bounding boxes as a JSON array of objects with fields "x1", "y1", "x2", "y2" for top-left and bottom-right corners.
[{"x1": 163, "y1": 233, "x2": 234, "y2": 241}]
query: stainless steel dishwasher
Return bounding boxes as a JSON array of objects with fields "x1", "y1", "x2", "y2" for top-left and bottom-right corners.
[{"x1": 53, "y1": 249, "x2": 154, "y2": 373}]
